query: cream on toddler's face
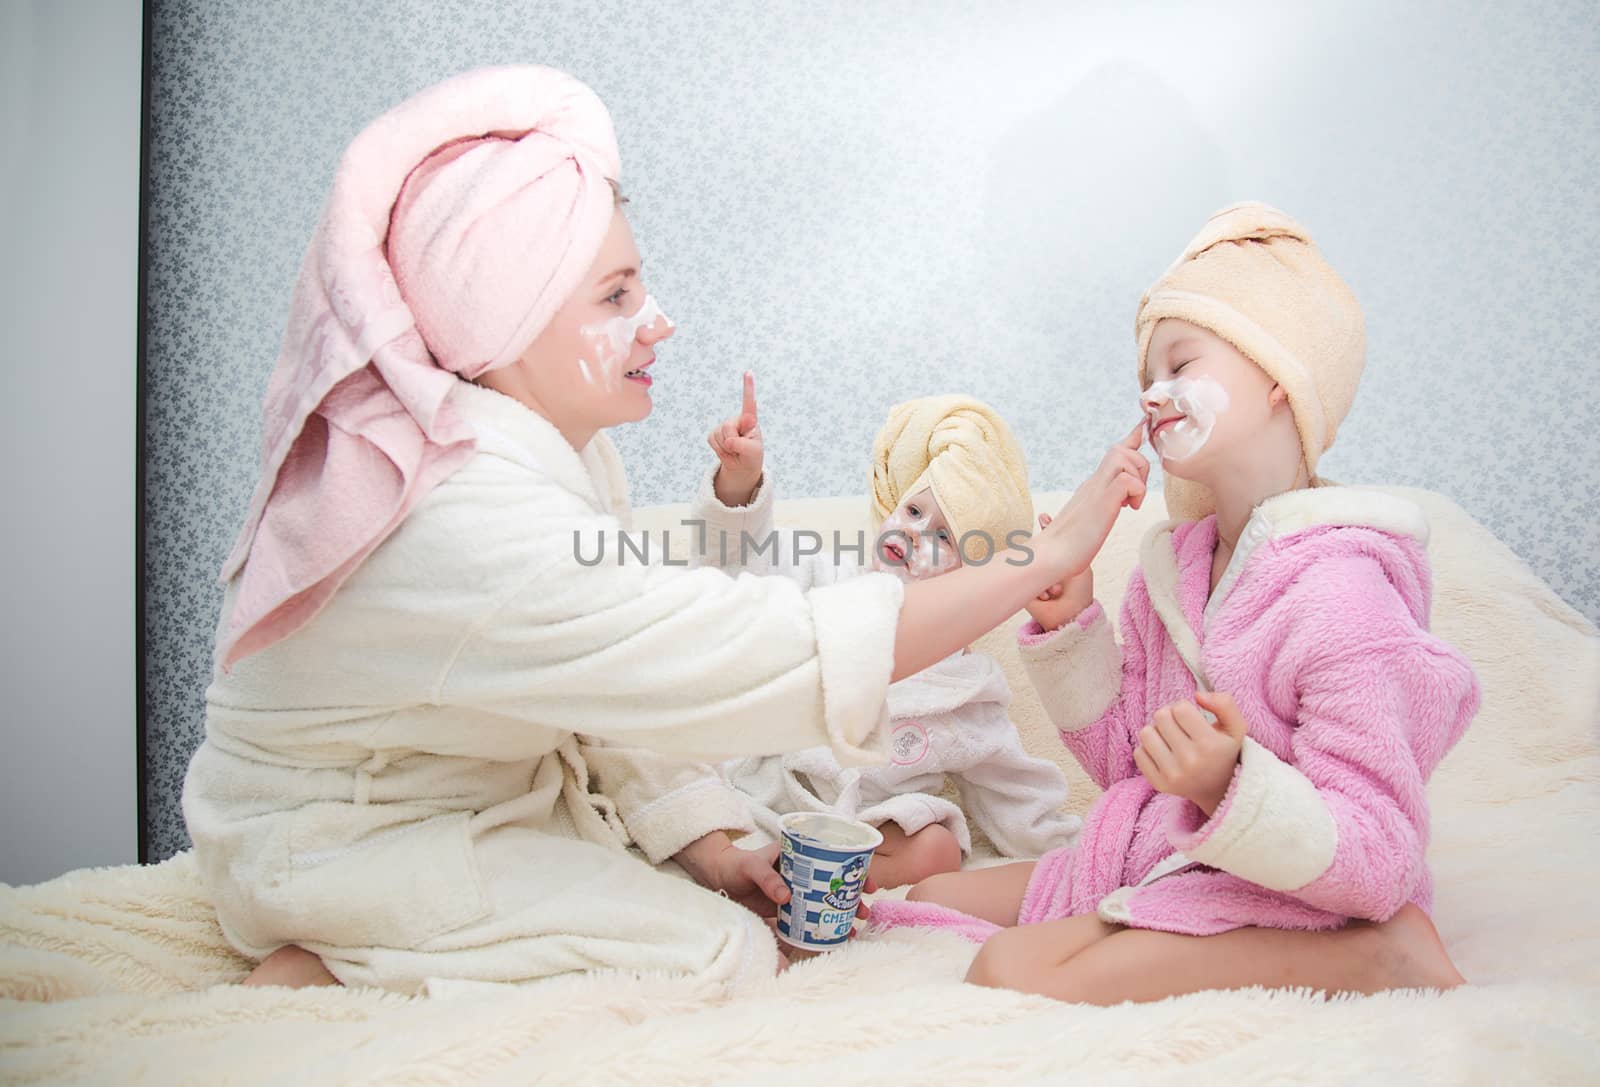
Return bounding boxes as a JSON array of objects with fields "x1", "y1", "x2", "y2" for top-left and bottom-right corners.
[
  {"x1": 871, "y1": 488, "x2": 962, "y2": 582},
  {"x1": 1141, "y1": 319, "x2": 1286, "y2": 477}
]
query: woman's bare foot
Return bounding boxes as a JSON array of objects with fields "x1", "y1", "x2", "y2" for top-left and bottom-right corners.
[
  {"x1": 766, "y1": 917, "x2": 823, "y2": 971},
  {"x1": 241, "y1": 944, "x2": 341, "y2": 989},
  {"x1": 766, "y1": 916, "x2": 850, "y2": 973},
  {"x1": 1361, "y1": 904, "x2": 1467, "y2": 992},
  {"x1": 781, "y1": 942, "x2": 826, "y2": 963}
]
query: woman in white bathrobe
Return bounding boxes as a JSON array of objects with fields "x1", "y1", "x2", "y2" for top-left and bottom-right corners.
[{"x1": 180, "y1": 66, "x2": 1147, "y2": 995}]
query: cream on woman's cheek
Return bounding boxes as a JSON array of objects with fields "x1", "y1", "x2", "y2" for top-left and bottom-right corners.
[
  {"x1": 1143, "y1": 375, "x2": 1230, "y2": 461},
  {"x1": 574, "y1": 294, "x2": 673, "y2": 390}
]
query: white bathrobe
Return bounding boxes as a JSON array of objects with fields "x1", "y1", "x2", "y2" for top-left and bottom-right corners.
[
  {"x1": 181, "y1": 381, "x2": 904, "y2": 995},
  {"x1": 688, "y1": 468, "x2": 1080, "y2": 859}
]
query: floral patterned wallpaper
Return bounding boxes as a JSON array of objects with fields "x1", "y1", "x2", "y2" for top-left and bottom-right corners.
[{"x1": 142, "y1": 0, "x2": 1600, "y2": 857}]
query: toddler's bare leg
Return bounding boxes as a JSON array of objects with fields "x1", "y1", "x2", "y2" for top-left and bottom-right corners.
[
  {"x1": 970, "y1": 903, "x2": 1466, "y2": 1005},
  {"x1": 904, "y1": 860, "x2": 1036, "y2": 927},
  {"x1": 241, "y1": 944, "x2": 341, "y2": 989},
  {"x1": 869, "y1": 823, "x2": 963, "y2": 889}
]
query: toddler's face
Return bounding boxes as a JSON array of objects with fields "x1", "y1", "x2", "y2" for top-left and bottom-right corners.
[
  {"x1": 871, "y1": 488, "x2": 962, "y2": 582},
  {"x1": 1141, "y1": 320, "x2": 1282, "y2": 476}
]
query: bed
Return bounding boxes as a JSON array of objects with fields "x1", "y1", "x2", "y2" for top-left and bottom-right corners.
[{"x1": 3, "y1": 486, "x2": 1596, "y2": 1085}]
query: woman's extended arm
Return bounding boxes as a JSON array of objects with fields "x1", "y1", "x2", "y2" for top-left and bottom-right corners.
[
  {"x1": 439, "y1": 429, "x2": 1148, "y2": 764},
  {"x1": 891, "y1": 426, "x2": 1148, "y2": 680}
]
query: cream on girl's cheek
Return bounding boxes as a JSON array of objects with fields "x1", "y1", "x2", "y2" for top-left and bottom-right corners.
[
  {"x1": 1142, "y1": 375, "x2": 1230, "y2": 461},
  {"x1": 573, "y1": 294, "x2": 673, "y2": 391}
]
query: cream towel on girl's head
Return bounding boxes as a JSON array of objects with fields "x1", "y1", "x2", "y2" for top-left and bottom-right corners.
[
  {"x1": 1135, "y1": 202, "x2": 1366, "y2": 521},
  {"x1": 869, "y1": 395, "x2": 1033, "y2": 557}
]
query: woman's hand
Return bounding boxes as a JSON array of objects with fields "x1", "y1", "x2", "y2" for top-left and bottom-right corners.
[
  {"x1": 710, "y1": 840, "x2": 794, "y2": 918},
  {"x1": 674, "y1": 830, "x2": 876, "y2": 922},
  {"x1": 709, "y1": 371, "x2": 763, "y2": 507},
  {"x1": 1133, "y1": 690, "x2": 1249, "y2": 816},
  {"x1": 675, "y1": 831, "x2": 790, "y2": 918},
  {"x1": 1032, "y1": 423, "x2": 1149, "y2": 584},
  {"x1": 1023, "y1": 512, "x2": 1096, "y2": 632}
]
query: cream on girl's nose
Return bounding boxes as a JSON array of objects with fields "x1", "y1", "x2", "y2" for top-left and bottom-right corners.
[{"x1": 638, "y1": 312, "x2": 673, "y2": 346}]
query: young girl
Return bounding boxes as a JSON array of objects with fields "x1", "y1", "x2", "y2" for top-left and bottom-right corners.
[
  {"x1": 694, "y1": 386, "x2": 1080, "y2": 888},
  {"x1": 868, "y1": 202, "x2": 1481, "y2": 1004}
]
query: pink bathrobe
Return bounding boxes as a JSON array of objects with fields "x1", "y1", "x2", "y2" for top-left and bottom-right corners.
[{"x1": 875, "y1": 487, "x2": 1480, "y2": 939}]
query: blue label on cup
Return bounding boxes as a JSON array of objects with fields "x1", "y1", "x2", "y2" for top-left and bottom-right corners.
[{"x1": 775, "y1": 814, "x2": 880, "y2": 950}]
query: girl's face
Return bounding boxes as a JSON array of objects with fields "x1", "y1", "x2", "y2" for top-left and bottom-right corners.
[
  {"x1": 871, "y1": 488, "x2": 962, "y2": 582},
  {"x1": 478, "y1": 209, "x2": 674, "y2": 446},
  {"x1": 1141, "y1": 319, "x2": 1289, "y2": 480}
]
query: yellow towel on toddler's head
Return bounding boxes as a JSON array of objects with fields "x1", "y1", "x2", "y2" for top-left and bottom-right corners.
[
  {"x1": 1135, "y1": 201, "x2": 1366, "y2": 521},
  {"x1": 870, "y1": 395, "x2": 1033, "y2": 559}
]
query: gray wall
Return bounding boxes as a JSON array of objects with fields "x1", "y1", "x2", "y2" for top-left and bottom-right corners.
[
  {"x1": 1, "y1": 1, "x2": 141, "y2": 884},
  {"x1": 141, "y1": 0, "x2": 1600, "y2": 860}
]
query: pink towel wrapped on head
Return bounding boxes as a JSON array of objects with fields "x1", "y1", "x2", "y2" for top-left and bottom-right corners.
[{"x1": 218, "y1": 66, "x2": 620, "y2": 669}]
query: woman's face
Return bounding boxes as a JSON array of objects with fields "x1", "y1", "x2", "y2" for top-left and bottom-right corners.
[
  {"x1": 1141, "y1": 319, "x2": 1286, "y2": 479},
  {"x1": 479, "y1": 209, "x2": 674, "y2": 445}
]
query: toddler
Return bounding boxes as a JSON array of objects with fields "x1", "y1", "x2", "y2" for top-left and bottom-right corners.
[{"x1": 694, "y1": 384, "x2": 1080, "y2": 888}]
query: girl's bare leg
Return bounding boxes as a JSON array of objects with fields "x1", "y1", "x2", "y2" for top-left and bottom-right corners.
[
  {"x1": 241, "y1": 944, "x2": 341, "y2": 989},
  {"x1": 869, "y1": 823, "x2": 963, "y2": 889},
  {"x1": 968, "y1": 903, "x2": 1466, "y2": 1005},
  {"x1": 965, "y1": 913, "x2": 1120, "y2": 990},
  {"x1": 904, "y1": 860, "x2": 1037, "y2": 927}
]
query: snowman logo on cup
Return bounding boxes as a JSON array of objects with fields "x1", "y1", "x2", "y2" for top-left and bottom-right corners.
[{"x1": 821, "y1": 854, "x2": 869, "y2": 911}]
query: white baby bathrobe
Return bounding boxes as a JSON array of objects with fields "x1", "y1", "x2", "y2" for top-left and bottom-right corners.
[
  {"x1": 689, "y1": 468, "x2": 1080, "y2": 858},
  {"x1": 182, "y1": 381, "x2": 905, "y2": 995}
]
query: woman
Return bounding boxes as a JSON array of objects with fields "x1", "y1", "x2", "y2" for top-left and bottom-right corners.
[{"x1": 181, "y1": 65, "x2": 1142, "y2": 994}]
